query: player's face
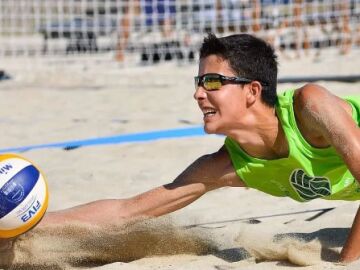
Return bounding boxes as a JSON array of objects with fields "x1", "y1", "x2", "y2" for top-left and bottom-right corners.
[{"x1": 194, "y1": 55, "x2": 249, "y2": 135}]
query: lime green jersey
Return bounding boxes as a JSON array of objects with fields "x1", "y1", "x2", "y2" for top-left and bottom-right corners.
[{"x1": 225, "y1": 90, "x2": 360, "y2": 202}]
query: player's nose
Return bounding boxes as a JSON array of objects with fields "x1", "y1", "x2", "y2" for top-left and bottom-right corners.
[{"x1": 194, "y1": 86, "x2": 207, "y2": 100}]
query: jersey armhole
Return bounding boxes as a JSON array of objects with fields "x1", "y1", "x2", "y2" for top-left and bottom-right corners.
[{"x1": 224, "y1": 138, "x2": 249, "y2": 187}]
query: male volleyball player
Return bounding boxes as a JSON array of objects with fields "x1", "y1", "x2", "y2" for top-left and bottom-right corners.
[{"x1": 4, "y1": 33, "x2": 360, "y2": 263}]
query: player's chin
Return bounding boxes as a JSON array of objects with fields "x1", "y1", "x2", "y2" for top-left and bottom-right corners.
[{"x1": 203, "y1": 123, "x2": 220, "y2": 134}]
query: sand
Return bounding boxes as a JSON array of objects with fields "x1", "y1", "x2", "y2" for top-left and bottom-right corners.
[{"x1": 0, "y1": 47, "x2": 360, "y2": 269}]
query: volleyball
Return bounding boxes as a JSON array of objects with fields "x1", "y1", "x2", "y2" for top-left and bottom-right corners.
[{"x1": 0, "y1": 154, "x2": 49, "y2": 238}]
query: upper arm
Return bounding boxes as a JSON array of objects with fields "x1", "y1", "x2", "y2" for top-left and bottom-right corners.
[
  {"x1": 169, "y1": 145, "x2": 244, "y2": 191},
  {"x1": 294, "y1": 83, "x2": 360, "y2": 179}
]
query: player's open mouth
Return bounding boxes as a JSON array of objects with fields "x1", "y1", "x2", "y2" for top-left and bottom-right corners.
[{"x1": 202, "y1": 108, "x2": 217, "y2": 119}]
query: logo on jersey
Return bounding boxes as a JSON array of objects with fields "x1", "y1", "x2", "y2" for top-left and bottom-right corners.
[{"x1": 289, "y1": 169, "x2": 331, "y2": 201}]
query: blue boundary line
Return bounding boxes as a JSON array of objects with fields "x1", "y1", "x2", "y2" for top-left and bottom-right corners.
[{"x1": 0, "y1": 126, "x2": 208, "y2": 153}]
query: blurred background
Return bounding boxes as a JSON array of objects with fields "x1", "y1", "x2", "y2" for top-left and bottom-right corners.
[
  {"x1": 0, "y1": 2, "x2": 360, "y2": 263},
  {"x1": 0, "y1": 0, "x2": 359, "y2": 238},
  {"x1": 0, "y1": 0, "x2": 359, "y2": 69}
]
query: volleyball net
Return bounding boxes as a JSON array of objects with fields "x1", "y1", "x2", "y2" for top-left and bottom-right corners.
[{"x1": 0, "y1": 0, "x2": 359, "y2": 66}]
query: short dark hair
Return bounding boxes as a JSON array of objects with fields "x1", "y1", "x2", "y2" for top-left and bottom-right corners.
[{"x1": 199, "y1": 33, "x2": 278, "y2": 107}]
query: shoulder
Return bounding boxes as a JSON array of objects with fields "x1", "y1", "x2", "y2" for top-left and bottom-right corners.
[
  {"x1": 217, "y1": 146, "x2": 246, "y2": 187},
  {"x1": 293, "y1": 84, "x2": 331, "y2": 132},
  {"x1": 293, "y1": 83, "x2": 337, "y2": 108},
  {"x1": 292, "y1": 83, "x2": 355, "y2": 145},
  {"x1": 178, "y1": 146, "x2": 245, "y2": 188},
  {"x1": 293, "y1": 83, "x2": 351, "y2": 127}
]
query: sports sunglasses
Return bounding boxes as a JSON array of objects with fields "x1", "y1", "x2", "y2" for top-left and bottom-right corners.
[{"x1": 194, "y1": 73, "x2": 268, "y2": 91}]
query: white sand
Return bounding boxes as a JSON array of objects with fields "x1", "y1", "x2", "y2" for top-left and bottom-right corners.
[{"x1": 0, "y1": 48, "x2": 360, "y2": 269}]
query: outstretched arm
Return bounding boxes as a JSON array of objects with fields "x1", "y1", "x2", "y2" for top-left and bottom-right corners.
[
  {"x1": 294, "y1": 84, "x2": 360, "y2": 262},
  {"x1": 41, "y1": 146, "x2": 243, "y2": 227}
]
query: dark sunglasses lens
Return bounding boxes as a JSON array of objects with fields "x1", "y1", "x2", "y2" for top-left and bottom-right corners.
[{"x1": 203, "y1": 75, "x2": 222, "y2": 90}]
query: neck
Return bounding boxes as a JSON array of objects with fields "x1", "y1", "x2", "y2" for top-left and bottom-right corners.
[{"x1": 227, "y1": 107, "x2": 289, "y2": 160}]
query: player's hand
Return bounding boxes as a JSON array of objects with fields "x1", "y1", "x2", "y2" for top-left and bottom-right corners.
[
  {"x1": 0, "y1": 237, "x2": 16, "y2": 268},
  {"x1": 339, "y1": 248, "x2": 360, "y2": 263},
  {"x1": 0, "y1": 237, "x2": 14, "y2": 252}
]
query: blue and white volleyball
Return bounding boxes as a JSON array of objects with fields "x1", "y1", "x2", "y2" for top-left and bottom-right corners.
[{"x1": 0, "y1": 154, "x2": 49, "y2": 238}]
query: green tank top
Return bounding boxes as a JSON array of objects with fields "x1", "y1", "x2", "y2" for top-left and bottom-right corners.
[{"x1": 225, "y1": 90, "x2": 360, "y2": 202}]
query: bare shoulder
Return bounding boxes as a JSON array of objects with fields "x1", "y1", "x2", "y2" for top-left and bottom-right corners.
[
  {"x1": 293, "y1": 83, "x2": 356, "y2": 146},
  {"x1": 206, "y1": 146, "x2": 245, "y2": 187},
  {"x1": 294, "y1": 84, "x2": 352, "y2": 127},
  {"x1": 173, "y1": 145, "x2": 245, "y2": 188},
  {"x1": 294, "y1": 84, "x2": 351, "y2": 117}
]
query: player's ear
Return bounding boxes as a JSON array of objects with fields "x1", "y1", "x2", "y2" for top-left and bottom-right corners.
[{"x1": 246, "y1": 81, "x2": 262, "y2": 105}]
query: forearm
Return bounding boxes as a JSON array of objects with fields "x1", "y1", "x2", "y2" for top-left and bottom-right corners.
[
  {"x1": 41, "y1": 182, "x2": 206, "y2": 227},
  {"x1": 340, "y1": 205, "x2": 360, "y2": 262},
  {"x1": 41, "y1": 199, "x2": 130, "y2": 226},
  {"x1": 124, "y1": 182, "x2": 207, "y2": 218}
]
